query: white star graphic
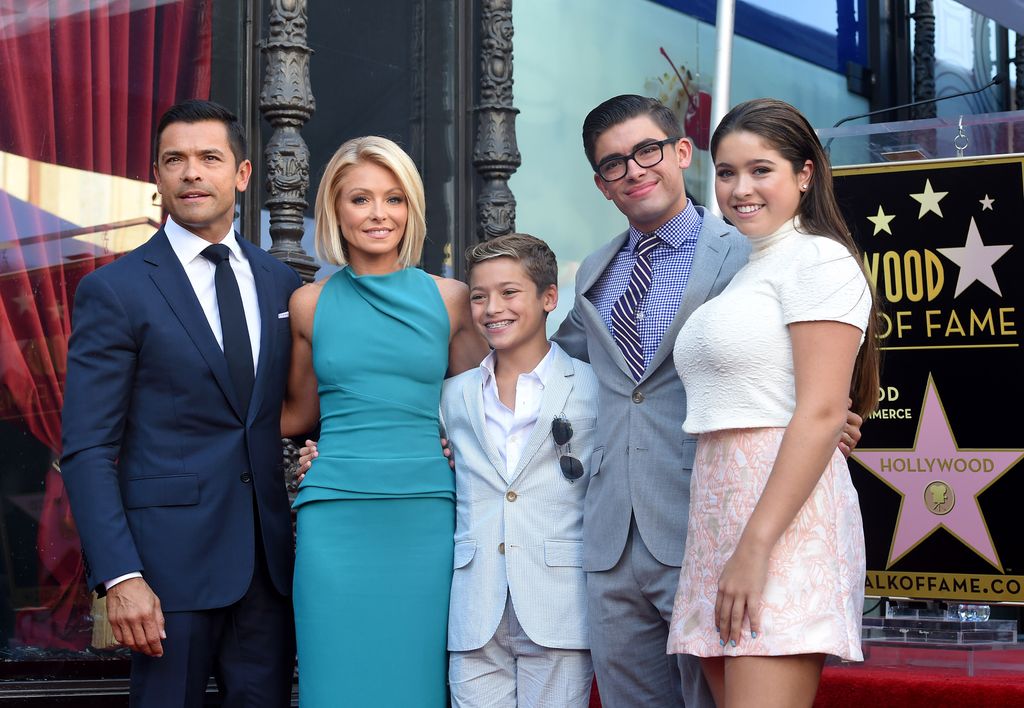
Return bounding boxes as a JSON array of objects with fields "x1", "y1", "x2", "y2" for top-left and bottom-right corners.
[
  {"x1": 910, "y1": 179, "x2": 948, "y2": 219},
  {"x1": 11, "y1": 293, "x2": 35, "y2": 315},
  {"x1": 866, "y1": 205, "x2": 895, "y2": 236},
  {"x1": 936, "y1": 217, "x2": 1012, "y2": 297},
  {"x1": 46, "y1": 301, "x2": 66, "y2": 323},
  {"x1": 979, "y1": 194, "x2": 995, "y2": 211}
]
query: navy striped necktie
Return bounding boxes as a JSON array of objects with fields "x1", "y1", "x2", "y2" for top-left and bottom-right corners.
[
  {"x1": 201, "y1": 244, "x2": 254, "y2": 412},
  {"x1": 611, "y1": 232, "x2": 660, "y2": 381}
]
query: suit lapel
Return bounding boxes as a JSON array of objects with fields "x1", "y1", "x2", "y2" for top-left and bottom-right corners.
[
  {"x1": 508, "y1": 346, "x2": 574, "y2": 484},
  {"x1": 145, "y1": 230, "x2": 244, "y2": 420},
  {"x1": 642, "y1": 211, "x2": 738, "y2": 381},
  {"x1": 578, "y1": 231, "x2": 634, "y2": 380},
  {"x1": 242, "y1": 239, "x2": 275, "y2": 424},
  {"x1": 462, "y1": 372, "x2": 507, "y2": 482}
]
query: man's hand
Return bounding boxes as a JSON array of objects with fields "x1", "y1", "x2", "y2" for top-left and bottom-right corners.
[
  {"x1": 839, "y1": 401, "x2": 863, "y2": 458},
  {"x1": 106, "y1": 577, "x2": 165, "y2": 657}
]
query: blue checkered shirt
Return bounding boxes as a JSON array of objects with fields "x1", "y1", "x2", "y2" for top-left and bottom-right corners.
[{"x1": 586, "y1": 201, "x2": 702, "y2": 371}]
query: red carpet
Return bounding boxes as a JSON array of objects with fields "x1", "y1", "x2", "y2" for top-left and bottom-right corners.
[
  {"x1": 589, "y1": 648, "x2": 1024, "y2": 707},
  {"x1": 814, "y1": 664, "x2": 1024, "y2": 707}
]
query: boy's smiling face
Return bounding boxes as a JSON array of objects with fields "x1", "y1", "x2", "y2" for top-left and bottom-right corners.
[{"x1": 469, "y1": 257, "x2": 557, "y2": 353}]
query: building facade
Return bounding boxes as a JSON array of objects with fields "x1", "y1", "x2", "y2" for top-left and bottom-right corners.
[{"x1": 0, "y1": 0, "x2": 1017, "y2": 702}]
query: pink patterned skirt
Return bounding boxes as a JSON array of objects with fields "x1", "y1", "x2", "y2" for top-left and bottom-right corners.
[{"x1": 667, "y1": 428, "x2": 865, "y2": 660}]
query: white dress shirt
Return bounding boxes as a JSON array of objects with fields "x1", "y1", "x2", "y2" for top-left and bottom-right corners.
[
  {"x1": 105, "y1": 217, "x2": 263, "y2": 591},
  {"x1": 480, "y1": 342, "x2": 559, "y2": 474},
  {"x1": 164, "y1": 215, "x2": 262, "y2": 367}
]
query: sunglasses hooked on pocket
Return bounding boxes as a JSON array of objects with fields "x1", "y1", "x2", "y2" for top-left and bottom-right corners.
[{"x1": 551, "y1": 415, "x2": 584, "y2": 482}]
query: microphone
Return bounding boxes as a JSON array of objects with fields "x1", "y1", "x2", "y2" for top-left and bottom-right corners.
[{"x1": 824, "y1": 73, "x2": 1005, "y2": 154}]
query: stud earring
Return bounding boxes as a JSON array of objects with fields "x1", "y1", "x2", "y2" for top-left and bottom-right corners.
[{"x1": 800, "y1": 184, "x2": 808, "y2": 191}]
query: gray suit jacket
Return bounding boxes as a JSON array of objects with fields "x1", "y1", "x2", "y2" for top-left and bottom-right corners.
[
  {"x1": 553, "y1": 207, "x2": 749, "y2": 571},
  {"x1": 442, "y1": 345, "x2": 600, "y2": 651}
]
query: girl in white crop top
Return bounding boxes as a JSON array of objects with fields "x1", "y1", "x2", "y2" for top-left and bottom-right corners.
[{"x1": 667, "y1": 99, "x2": 880, "y2": 708}]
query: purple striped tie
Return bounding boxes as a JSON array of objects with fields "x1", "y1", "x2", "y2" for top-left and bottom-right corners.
[{"x1": 611, "y1": 233, "x2": 660, "y2": 381}]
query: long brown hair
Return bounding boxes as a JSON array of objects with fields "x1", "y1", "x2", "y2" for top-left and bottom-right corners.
[{"x1": 711, "y1": 98, "x2": 880, "y2": 416}]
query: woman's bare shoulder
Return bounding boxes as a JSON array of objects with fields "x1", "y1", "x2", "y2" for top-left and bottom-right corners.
[
  {"x1": 429, "y1": 274, "x2": 469, "y2": 304},
  {"x1": 288, "y1": 278, "x2": 330, "y2": 329}
]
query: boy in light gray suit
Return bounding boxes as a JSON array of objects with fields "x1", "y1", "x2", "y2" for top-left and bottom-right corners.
[{"x1": 442, "y1": 233, "x2": 600, "y2": 707}]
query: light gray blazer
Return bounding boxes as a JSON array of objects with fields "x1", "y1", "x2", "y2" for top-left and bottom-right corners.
[
  {"x1": 552, "y1": 207, "x2": 749, "y2": 572},
  {"x1": 442, "y1": 344, "x2": 601, "y2": 651}
]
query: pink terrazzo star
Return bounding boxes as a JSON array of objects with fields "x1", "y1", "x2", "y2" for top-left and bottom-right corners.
[{"x1": 853, "y1": 375, "x2": 1023, "y2": 571}]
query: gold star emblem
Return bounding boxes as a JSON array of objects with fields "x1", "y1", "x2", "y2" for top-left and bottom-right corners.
[
  {"x1": 866, "y1": 205, "x2": 895, "y2": 236},
  {"x1": 910, "y1": 179, "x2": 948, "y2": 219}
]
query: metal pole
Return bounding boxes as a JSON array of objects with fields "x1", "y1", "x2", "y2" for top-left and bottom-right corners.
[{"x1": 707, "y1": 0, "x2": 735, "y2": 217}]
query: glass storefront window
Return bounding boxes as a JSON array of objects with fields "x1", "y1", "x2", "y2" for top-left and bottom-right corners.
[
  {"x1": 0, "y1": 0, "x2": 220, "y2": 676},
  {"x1": 0, "y1": 2, "x2": 461, "y2": 692},
  {"x1": 911, "y1": 0, "x2": 1009, "y2": 117}
]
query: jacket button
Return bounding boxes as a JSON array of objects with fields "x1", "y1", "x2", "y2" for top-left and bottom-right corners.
[
  {"x1": 632, "y1": 391, "x2": 645, "y2": 404},
  {"x1": 240, "y1": 472, "x2": 252, "y2": 483},
  {"x1": 498, "y1": 542, "x2": 505, "y2": 554},
  {"x1": 506, "y1": 490, "x2": 517, "y2": 502}
]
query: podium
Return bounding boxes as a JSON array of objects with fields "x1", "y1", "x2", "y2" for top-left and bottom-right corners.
[
  {"x1": 861, "y1": 608, "x2": 1018, "y2": 677},
  {"x1": 818, "y1": 109, "x2": 1024, "y2": 164}
]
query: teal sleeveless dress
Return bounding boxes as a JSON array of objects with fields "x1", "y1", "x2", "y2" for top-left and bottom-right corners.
[{"x1": 293, "y1": 266, "x2": 454, "y2": 707}]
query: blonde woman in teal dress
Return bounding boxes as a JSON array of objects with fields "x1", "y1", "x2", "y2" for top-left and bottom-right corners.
[{"x1": 281, "y1": 136, "x2": 487, "y2": 706}]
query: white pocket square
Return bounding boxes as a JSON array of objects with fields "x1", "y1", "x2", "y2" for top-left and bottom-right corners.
[{"x1": 277, "y1": 311, "x2": 290, "y2": 319}]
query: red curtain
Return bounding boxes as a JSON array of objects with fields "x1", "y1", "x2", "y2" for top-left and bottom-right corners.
[
  {"x1": 0, "y1": 0, "x2": 213, "y2": 180},
  {"x1": 0, "y1": 0, "x2": 212, "y2": 650}
]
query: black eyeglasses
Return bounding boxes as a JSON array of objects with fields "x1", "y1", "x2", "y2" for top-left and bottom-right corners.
[
  {"x1": 552, "y1": 415, "x2": 584, "y2": 482},
  {"x1": 594, "y1": 137, "x2": 681, "y2": 182}
]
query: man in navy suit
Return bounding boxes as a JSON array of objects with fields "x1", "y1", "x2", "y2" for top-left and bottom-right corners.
[{"x1": 61, "y1": 99, "x2": 301, "y2": 706}]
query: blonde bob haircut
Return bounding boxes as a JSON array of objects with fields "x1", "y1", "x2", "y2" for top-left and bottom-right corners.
[{"x1": 314, "y1": 136, "x2": 427, "y2": 268}]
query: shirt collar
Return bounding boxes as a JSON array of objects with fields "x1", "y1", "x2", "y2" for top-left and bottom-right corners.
[
  {"x1": 164, "y1": 215, "x2": 243, "y2": 267},
  {"x1": 479, "y1": 341, "x2": 560, "y2": 388},
  {"x1": 627, "y1": 199, "x2": 702, "y2": 251}
]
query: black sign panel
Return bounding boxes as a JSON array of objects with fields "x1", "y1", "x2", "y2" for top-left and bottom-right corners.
[{"x1": 834, "y1": 156, "x2": 1024, "y2": 602}]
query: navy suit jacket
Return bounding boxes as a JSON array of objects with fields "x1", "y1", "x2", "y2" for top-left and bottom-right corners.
[{"x1": 61, "y1": 229, "x2": 301, "y2": 612}]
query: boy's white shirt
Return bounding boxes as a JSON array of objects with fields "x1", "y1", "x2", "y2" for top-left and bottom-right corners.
[{"x1": 479, "y1": 342, "x2": 559, "y2": 474}]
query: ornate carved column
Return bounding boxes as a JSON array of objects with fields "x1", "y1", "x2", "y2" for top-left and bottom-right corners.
[
  {"x1": 472, "y1": 0, "x2": 521, "y2": 242},
  {"x1": 260, "y1": 0, "x2": 318, "y2": 282},
  {"x1": 261, "y1": 0, "x2": 316, "y2": 505},
  {"x1": 912, "y1": 0, "x2": 936, "y2": 120}
]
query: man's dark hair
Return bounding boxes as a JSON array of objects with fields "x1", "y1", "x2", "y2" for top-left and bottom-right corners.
[
  {"x1": 153, "y1": 99, "x2": 247, "y2": 165},
  {"x1": 582, "y1": 94, "x2": 683, "y2": 169}
]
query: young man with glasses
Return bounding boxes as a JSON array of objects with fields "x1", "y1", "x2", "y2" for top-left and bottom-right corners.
[
  {"x1": 441, "y1": 233, "x2": 601, "y2": 707},
  {"x1": 551, "y1": 94, "x2": 861, "y2": 708}
]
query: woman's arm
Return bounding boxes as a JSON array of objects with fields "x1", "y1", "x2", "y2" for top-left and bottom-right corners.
[
  {"x1": 716, "y1": 319, "x2": 863, "y2": 647},
  {"x1": 280, "y1": 283, "x2": 322, "y2": 438},
  {"x1": 432, "y1": 276, "x2": 489, "y2": 377}
]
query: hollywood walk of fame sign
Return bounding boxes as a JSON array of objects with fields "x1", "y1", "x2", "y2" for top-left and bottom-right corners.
[{"x1": 834, "y1": 156, "x2": 1024, "y2": 602}]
